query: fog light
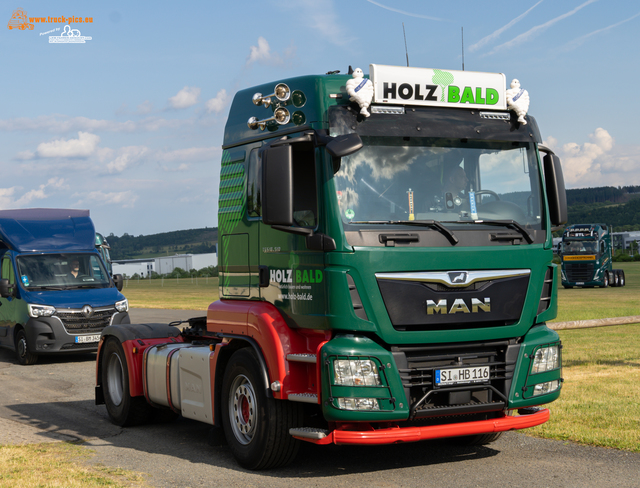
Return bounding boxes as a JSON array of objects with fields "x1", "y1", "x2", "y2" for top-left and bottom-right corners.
[
  {"x1": 336, "y1": 397, "x2": 380, "y2": 410},
  {"x1": 531, "y1": 345, "x2": 560, "y2": 373},
  {"x1": 532, "y1": 380, "x2": 560, "y2": 396}
]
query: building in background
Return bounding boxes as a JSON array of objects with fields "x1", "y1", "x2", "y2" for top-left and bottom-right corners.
[{"x1": 113, "y1": 252, "x2": 217, "y2": 278}]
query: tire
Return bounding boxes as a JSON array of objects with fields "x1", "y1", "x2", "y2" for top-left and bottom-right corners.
[
  {"x1": 619, "y1": 270, "x2": 626, "y2": 287},
  {"x1": 15, "y1": 329, "x2": 38, "y2": 365},
  {"x1": 102, "y1": 337, "x2": 152, "y2": 426},
  {"x1": 613, "y1": 271, "x2": 620, "y2": 287},
  {"x1": 221, "y1": 348, "x2": 302, "y2": 470},
  {"x1": 601, "y1": 273, "x2": 609, "y2": 288}
]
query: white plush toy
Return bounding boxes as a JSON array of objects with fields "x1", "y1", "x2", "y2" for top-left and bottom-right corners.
[
  {"x1": 346, "y1": 68, "x2": 374, "y2": 117},
  {"x1": 506, "y1": 79, "x2": 530, "y2": 125}
]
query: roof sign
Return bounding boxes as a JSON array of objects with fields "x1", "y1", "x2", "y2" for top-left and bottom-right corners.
[{"x1": 370, "y1": 64, "x2": 507, "y2": 110}]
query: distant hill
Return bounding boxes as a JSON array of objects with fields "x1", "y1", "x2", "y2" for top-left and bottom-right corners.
[{"x1": 107, "y1": 228, "x2": 218, "y2": 260}]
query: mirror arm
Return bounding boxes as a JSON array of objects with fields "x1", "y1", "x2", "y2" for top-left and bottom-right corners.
[{"x1": 271, "y1": 225, "x2": 314, "y2": 236}]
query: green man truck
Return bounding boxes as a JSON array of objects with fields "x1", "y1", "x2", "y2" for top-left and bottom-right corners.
[
  {"x1": 560, "y1": 223, "x2": 625, "y2": 288},
  {"x1": 95, "y1": 64, "x2": 567, "y2": 470}
]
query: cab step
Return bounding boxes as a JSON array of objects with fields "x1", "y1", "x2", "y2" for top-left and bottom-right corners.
[
  {"x1": 286, "y1": 353, "x2": 317, "y2": 363},
  {"x1": 289, "y1": 427, "x2": 329, "y2": 440},
  {"x1": 287, "y1": 393, "x2": 318, "y2": 403}
]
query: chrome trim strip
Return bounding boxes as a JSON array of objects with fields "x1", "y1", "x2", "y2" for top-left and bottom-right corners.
[{"x1": 375, "y1": 269, "x2": 531, "y2": 287}]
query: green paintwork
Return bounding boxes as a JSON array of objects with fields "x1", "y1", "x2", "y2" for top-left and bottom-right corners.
[{"x1": 220, "y1": 69, "x2": 562, "y2": 422}]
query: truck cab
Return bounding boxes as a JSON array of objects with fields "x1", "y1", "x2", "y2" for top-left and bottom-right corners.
[
  {"x1": 560, "y1": 223, "x2": 625, "y2": 287},
  {"x1": 0, "y1": 209, "x2": 129, "y2": 364},
  {"x1": 97, "y1": 64, "x2": 568, "y2": 470}
]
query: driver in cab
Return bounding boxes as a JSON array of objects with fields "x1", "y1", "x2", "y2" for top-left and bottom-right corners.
[
  {"x1": 68, "y1": 259, "x2": 81, "y2": 280},
  {"x1": 444, "y1": 165, "x2": 469, "y2": 210}
]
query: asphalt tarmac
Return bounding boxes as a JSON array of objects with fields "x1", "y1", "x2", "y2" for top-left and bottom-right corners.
[{"x1": 0, "y1": 309, "x2": 638, "y2": 487}]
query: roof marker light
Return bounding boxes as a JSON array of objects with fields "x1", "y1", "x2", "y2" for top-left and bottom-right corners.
[{"x1": 371, "y1": 106, "x2": 405, "y2": 115}]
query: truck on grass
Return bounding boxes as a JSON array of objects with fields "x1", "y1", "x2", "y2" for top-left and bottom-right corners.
[
  {"x1": 95, "y1": 64, "x2": 567, "y2": 469},
  {"x1": 0, "y1": 209, "x2": 129, "y2": 365},
  {"x1": 560, "y1": 223, "x2": 625, "y2": 288}
]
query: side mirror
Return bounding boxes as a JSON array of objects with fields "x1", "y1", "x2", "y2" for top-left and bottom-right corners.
[
  {"x1": 262, "y1": 144, "x2": 294, "y2": 226},
  {"x1": 0, "y1": 278, "x2": 14, "y2": 298},
  {"x1": 542, "y1": 151, "x2": 568, "y2": 226},
  {"x1": 326, "y1": 133, "x2": 362, "y2": 173},
  {"x1": 113, "y1": 274, "x2": 124, "y2": 292}
]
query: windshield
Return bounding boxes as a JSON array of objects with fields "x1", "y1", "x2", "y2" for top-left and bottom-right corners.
[
  {"x1": 562, "y1": 241, "x2": 598, "y2": 254},
  {"x1": 333, "y1": 136, "x2": 543, "y2": 229},
  {"x1": 16, "y1": 253, "x2": 111, "y2": 289}
]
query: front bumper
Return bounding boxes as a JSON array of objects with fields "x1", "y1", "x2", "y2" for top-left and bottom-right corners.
[
  {"x1": 26, "y1": 311, "x2": 130, "y2": 354},
  {"x1": 292, "y1": 408, "x2": 549, "y2": 445}
]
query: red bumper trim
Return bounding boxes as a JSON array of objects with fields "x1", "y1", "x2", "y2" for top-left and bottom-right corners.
[{"x1": 293, "y1": 409, "x2": 550, "y2": 445}]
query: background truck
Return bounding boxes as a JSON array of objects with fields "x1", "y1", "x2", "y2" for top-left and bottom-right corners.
[
  {"x1": 95, "y1": 64, "x2": 567, "y2": 470},
  {"x1": 0, "y1": 208, "x2": 129, "y2": 365},
  {"x1": 560, "y1": 223, "x2": 625, "y2": 288}
]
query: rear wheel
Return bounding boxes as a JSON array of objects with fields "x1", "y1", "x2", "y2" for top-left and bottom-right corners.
[
  {"x1": 619, "y1": 270, "x2": 626, "y2": 286},
  {"x1": 613, "y1": 271, "x2": 620, "y2": 287},
  {"x1": 221, "y1": 348, "x2": 302, "y2": 470},
  {"x1": 102, "y1": 337, "x2": 152, "y2": 426},
  {"x1": 15, "y1": 329, "x2": 38, "y2": 365}
]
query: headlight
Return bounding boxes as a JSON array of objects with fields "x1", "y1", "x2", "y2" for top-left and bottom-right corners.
[
  {"x1": 115, "y1": 298, "x2": 128, "y2": 312},
  {"x1": 531, "y1": 345, "x2": 560, "y2": 374},
  {"x1": 532, "y1": 380, "x2": 561, "y2": 396},
  {"x1": 28, "y1": 304, "x2": 56, "y2": 318},
  {"x1": 333, "y1": 359, "x2": 381, "y2": 386},
  {"x1": 336, "y1": 397, "x2": 380, "y2": 410}
]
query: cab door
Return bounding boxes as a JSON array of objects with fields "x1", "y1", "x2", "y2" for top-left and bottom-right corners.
[{"x1": 0, "y1": 254, "x2": 19, "y2": 346}]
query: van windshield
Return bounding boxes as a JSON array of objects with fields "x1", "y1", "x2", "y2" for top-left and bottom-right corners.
[{"x1": 16, "y1": 253, "x2": 111, "y2": 289}]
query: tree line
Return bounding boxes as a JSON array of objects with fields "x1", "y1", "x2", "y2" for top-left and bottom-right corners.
[{"x1": 107, "y1": 228, "x2": 218, "y2": 259}]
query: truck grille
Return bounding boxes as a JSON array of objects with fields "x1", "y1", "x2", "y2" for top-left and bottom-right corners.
[
  {"x1": 565, "y1": 262, "x2": 594, "y2": 282},
  {"x1": 56, "y1": 308, "x2": 115, "y2": 333},
  {"x1": 391, "y1": 340, "x2": 520, "y2": 419}
]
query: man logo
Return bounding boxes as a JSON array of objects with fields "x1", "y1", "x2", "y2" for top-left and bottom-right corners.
[{"x1": 448, "y1": 271, "x2": 468, "y2": 284}]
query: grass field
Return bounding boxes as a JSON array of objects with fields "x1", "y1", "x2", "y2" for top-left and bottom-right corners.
[{"x1": 119, "y1": 263, "x2": 640, "y2": 452}]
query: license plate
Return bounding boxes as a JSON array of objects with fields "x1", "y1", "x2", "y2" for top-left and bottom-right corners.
[
  {"x1": 75, "y1": 334, "x2": 100, "y2": 344},
  {"x1": 435, "y1": 365, "x2": 490, "y2": 387}
]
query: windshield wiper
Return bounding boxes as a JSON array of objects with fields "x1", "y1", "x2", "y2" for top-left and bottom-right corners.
[
  {"x1": 30, "y1": 285, "x2": 66, "y2": 290},
  {"x1": 350, "y1": 220, "x2": 458, "y2": 245},
  {"x1": 449, "y1": 219, "x2": 534, "y2": 244}
]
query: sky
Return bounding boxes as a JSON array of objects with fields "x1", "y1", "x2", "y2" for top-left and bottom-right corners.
[{"x1": 2, "y1": 0, "x2": 640, "y2": 236}]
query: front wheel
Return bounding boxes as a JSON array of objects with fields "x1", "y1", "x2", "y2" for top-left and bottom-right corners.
[
  {"x1": 102, "y1": 337, "x2": 152, "y2": 426},
  {"x1": 221, "y1": 348, "x2": 302, "y2": 470},
  {"x1": 600, "y1": 273, "x2": 609, "y2": 288},
  {"x1": 15, "y1": 329, "x2": 38, "y2": 365}
]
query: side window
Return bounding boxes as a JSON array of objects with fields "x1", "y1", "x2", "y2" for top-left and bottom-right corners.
[
  {"x1": 247, "y1": 148, "x2": 262, "y2": 217},
  {"x1": 292, "y1": 143, "x2": 317, "y2": 227},
  {"x1": 1, "y1": 257, "x2": 15, "y2": 284},
  {"x1": 600, "y1": 241, "x2": 605, "y2": 255}
]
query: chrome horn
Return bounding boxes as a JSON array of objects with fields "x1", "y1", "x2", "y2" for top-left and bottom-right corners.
[
  {"x1": 252, "y1": 83, "x2": 290, "y2": 108},
  {"x1": 247, "y1": 107, "x2": 291, "y2": 130}
]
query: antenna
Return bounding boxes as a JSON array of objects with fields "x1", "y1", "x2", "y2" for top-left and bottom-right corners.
[
  {"x1": 403, "y1": 23, "x2": 409, "y2": 67},
  {"x1": 461, "y1": 27, "x2": 465, "y2": 71}
]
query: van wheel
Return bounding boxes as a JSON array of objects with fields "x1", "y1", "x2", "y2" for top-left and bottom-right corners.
[
  {"x1": 221, "y1": 348, "x2": 302, "y2": 470},
  {"x1": 15, "y1": 329, "x2": 38, "y2": 365},
  {"x1": 102, "y1": 337, "x2": 152, "y2": 426}
]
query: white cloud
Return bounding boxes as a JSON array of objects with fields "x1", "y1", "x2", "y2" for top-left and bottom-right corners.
[
  {"x1": 247, "y1": 37, "x2": 280, "y2": 66},
  {"x1": 0, "y1": 177, "x2": 68, "y2": 208},
  {"x1": 543, "y1": 128, "x2": 640, "y2": 187},
  {"x1": 561, "y1": 11, "x2": 640, "y2": 52},
  {"x1": 137, "y1": 100, "x2": 154, "y2": 114},
  {"x1": 469, "y1": 0, "x2": 544, "y2": 53},
  {"x1": 365, "y1": 0, "x2": 444, "y2": 21},
  {"x1": 168, "y1": 86, "x2": 201, "y2": 109},
  {"x1": 0, "y1": 187, "x2": 18, "y2": 209},
  {"x1": 36, "y1": 132, "x2": 101, "y2": 158},
  {"x1": 75, "y1": 190, "x2": 138, "y2": 208},
  {"x1": 106, "y1": 146, "x2": 149, "y2": 174},
  {"x1": 0, "y1": 115, "x2": 194, "y2": 134},
  {"x1": 486, "y1": 0, "x2": 599, "y2": 56},
  {"x1": 205, "y1": 89, "x2": 229, "y2": 114}
]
